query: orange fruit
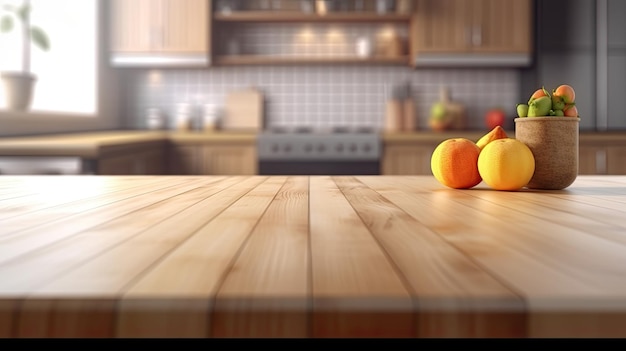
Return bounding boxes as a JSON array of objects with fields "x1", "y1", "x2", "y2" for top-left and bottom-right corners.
[
  {"x1": 476, "y1": 126, "x2": 508, "y2": 151},
  {"x1": 478, "y1": 138, "x2": 535, "y2": 191},
  {"x1": 431, "y1": 138, "x2": 482, "y2": 189}
]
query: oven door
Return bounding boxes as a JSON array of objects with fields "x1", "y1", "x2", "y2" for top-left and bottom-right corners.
[{"x1": 259, "y1": 160, "x2": 380, "y2": 176}]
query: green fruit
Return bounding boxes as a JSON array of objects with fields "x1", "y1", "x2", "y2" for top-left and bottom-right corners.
[
  {"x1": 430, "y1": 103, "x2": 447, "y2": 121},
  {"x1": 552, "y1": 95, "x2": 566, "y2": 111},
  {"x1": 516, "y1": 104, "x2": 529, "y2": 118},
  {"x1": 528, "y1": 96, "x2": 552, "y2": 117},
  {"x1": 554, "y1": 109, "x2": 565, "y2": 117}
]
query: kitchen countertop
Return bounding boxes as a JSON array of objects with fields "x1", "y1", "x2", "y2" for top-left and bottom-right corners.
[
  {"x1": 0, "y1": 131, "x2": 258, "y2": 158},
  {"x1": 1, "y1": 175, "x2": 626, "y2": 338},
  {"x1": 0, "y1": 130, "x2": 624, "y2": 158}
]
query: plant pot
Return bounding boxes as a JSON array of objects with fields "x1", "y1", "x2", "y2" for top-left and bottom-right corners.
[
  {"x1": 1, "y1": 72, "x2": 37, "y2": 111},
  {"x1": 514, "y1": 117, "x2": 580, "y2": 190}
]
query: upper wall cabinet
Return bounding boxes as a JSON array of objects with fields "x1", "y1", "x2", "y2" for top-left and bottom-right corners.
[
  {"x1": 211, "y1": 0, "x2": 413, "y2": 66},
  {"x1": 110, "y1": 0, "x2": 212, "y2": 67},
  {"x1": 411, "y1": 0, "x2": 533, "y2": 67}
]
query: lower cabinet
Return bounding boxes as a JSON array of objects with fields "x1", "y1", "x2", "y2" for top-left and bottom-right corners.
[
  {"x1": 98, "y1": 144, "x2": 166, "y2": 175},
  {"x1": 383, "y1": 133, "x2": 626, "y2": 176},
  {"x1": 168, "y1": 142, "x2": 258, "y2": 175},
  {"x1": 382, "y1": 144, "x2": 437, "y2": 175}
]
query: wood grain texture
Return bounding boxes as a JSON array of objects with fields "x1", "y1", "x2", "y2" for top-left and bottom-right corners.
[
  {"x1": 309, "y1": 177, "x2": 414, "y2": 338},
  {"x1": 338, "y1": 176, "x2": 525, "y2": 337},
  {"x1": 211, "y1": 176, "x2": 309, "y2": 338},
  {"x1": 0, "y1": 176, "x2": 625, "y2": 337}
]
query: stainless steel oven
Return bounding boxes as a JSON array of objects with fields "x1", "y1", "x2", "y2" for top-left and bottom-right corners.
[{"x1": 257, "y1": 127, "x2": 381, "y2": 175}]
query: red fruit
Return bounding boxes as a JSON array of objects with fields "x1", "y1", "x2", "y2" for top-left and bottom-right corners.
[
  {"x1": 528, "y1": 86, "x2": 550, "y2": 104},
  {"x1": 554, "y1": 85, "x2": 576, "y2": 104},
  {"x1": 563, "y1": 104, "x2": 579, "y2": 117},
  {"x1": 485, "y1": 108, "x2": 506, "y2": 130}
]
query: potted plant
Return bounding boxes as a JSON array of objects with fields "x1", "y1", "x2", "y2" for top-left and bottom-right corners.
[{"x1": 0, "y1": 0, "x2": 50, "y2": 111}]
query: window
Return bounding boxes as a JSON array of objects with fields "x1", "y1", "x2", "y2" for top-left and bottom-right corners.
[{"x1": 0, "y1": 0, "x2": 97, "y2": 114}]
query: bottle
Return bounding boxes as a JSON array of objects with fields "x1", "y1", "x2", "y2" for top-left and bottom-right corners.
[{"x1": 146, "y1": 108, "x2": 164, "y2": 130}]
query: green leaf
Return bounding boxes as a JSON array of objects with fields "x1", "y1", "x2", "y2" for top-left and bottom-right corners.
[
  {"x1": 30, "y1": 26, "x2": 50, "y2": 51},
  {"x1": 0, "y1": 15, "x2": 13, "y2": 33},
  {"x1": 17, "y1": 3, "x2": 31, "y2": 22}
]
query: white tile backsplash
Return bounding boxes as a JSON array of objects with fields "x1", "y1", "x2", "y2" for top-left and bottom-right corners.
[{"x1": 123, "y1": 65, "x2": 521, "y2": 131}]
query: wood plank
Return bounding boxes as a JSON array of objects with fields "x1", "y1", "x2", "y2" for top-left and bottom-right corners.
[
  {"x1": 212, "y1": 176, "x2": 309, "y2": 338},
  {"x1": 15, "y1": 177, "x2": 271, "y2": 337},
  {"x1": 336, "y1": 176, "x2": 526, "y2": 337},
  {"x1": 0, "y1": 177, "x2": 245, "y2": 294},
  {"x1": 0, "y1": 299, "x2": 16, "y2": 337},
  {"x1": 0, "y1": 177, "x2": 215, "y2": 265},
  {"x1": 116, "y1": 177, "x2": 287, "y2": 338},
  {"x1": 360, "y1": 176, "x2": 626, "y2": 337},
  {"x1": 308, "y1": 176, "x2": 414, "y2": 338},
  {"x1": 0, "y1": 176, "x2": 173, "y2": 221}
]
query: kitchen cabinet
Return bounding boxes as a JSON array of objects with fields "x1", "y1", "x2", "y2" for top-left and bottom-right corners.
[
  {"x1": 382, "y1": 144, "x2": 436, "y2": 175},
  {"x1": 202, "y1": 144, "x2": 257, "y2": 175},
  {"x1": 211, "y1": 0, "x2": 411, "y2": 66},
  {"x1": 411, "y1": 0, "x2": 533, "y2": 66},
  {"x1": 109, "y1": 0, "x2": 211, "y2": 66},
  {"x1": 383, "y1": 132, "x2": 626, "y2": 176},
  {"x1": 168, "y1": 145, "x2": 203, "y2": 175},
  {"x1": 98, "y1": 144, "x2": 167, "y2": 175},
  {"x1": 168, "y1": 137, "x2": 258, "y2": 175}
]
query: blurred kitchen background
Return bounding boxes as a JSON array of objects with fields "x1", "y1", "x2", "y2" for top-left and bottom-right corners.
[{"x1": 0, "y1": 0, "x2": 624, "y2": 176}]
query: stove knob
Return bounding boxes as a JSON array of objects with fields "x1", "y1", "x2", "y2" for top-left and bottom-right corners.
[
  {"x1": 317, "y1": 144, "x2": 326, "y2": 152},
  {"x1": 349, "y1": 143, "x2": 358, "y2": 152},
  {"x1": 304, "y1": 144, "x2": 313, "y2": 153},
  {"x1": 362, "y1": 144, "x2": 372, "y2": 152},
  {"x1": 284, "y1": 144, "x2": 292, "y2": 153},
  {"x1": 336, "y1": 144, "x2": 344, "y2": 152},
  {"x1": 271, "y1": 144, "x2": 280, "y2": 153}
]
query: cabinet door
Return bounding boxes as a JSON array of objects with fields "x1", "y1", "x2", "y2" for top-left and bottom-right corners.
[
  {"x1": 99, "y1": 149, "x2": 166, "y2": 175},
  {"x1": 110, "y1": 0, "x2": 157, "y2": 53},
  {"x1": 169, "y1": 145, "x2": 202, "y2": 175},
  {"x1": 473, "y1": 0, "x2": 532, "y2": 53},
  {"x1": 161, "y1": 0, "x2": 209, "y2": 53},
  {"x1": 413, "y1": 0, "x2": 470, "y2": 53},
  {"x1": 382, "y1": 144, "x2": 434, "y2": 175},
  {"x1": 203, "y1": 145, "x2": 257, "y2": 175},
  {"x1": 607, "y1": 147, "x2": 626, "y2": 175},
  {"x1": 579, "y1": 146, "x2": 607, "y2": 175},
  {"x1": 110, "y1": 0, "x2": 210, "y2": 54}
]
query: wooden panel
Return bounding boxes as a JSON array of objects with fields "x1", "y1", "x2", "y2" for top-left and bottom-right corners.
[
  {"x1": 118, "y1": 177, "x2": 283, "y2": 338},
  {"x1": 579, "y1": 146, "x2": 606, "y2": 175},
  {"x1": 382, "y1": 144, "x2": 435, "y2": 175},
  {"x1": 0, "y1": 178, "x2": 206, "y2": 265},
  {"x1": 212, "y1": 177, "x2": 309, "y2": 338},
  {"x1": 413, "y1": 0, "x2": 469, "y2": 53},
  {"x1": 308, "y1": 177, "x2": 414, "y2": 338},
  {"x1": 0, "y1": 177, "x2": 234, "y2": 295},
  {"x1": 98, "y1": 147, "x2": 166, "y2": 175},
  {"x1": 168, "y1": 145, "x2": 202, "y2": 175},
  {"x1": 364, "y1": 176, "x2": 626, "y2": 337},
  {"x1": 607, "y1": 146, "x2": 626, "y2": 175},
  {"x1": 16, "y1": 177, "x2": 269, "y2": 338},
  {"x1": 203, "y1": 144, "x2": 258, "y2": 175},
  {"x1": 348, "y1": 176, "x2": 525, "y2": 337},
  {"x1": 161, "y1": 0, "x2": 209, "y2": 53},
  {"x1": 474, "y1": 0, "x2": 532, "y2": 53},
  {"x1": 110, "y1": 0, "x2": 155, "y2": 52}
]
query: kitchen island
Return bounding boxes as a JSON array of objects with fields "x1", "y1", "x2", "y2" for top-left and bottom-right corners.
[{"x1": 0, "y1": 175, "x2": 625, "y2": 338}]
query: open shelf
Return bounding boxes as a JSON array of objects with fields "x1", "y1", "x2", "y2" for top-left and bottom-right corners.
[
  {"x1": 213, "y1": 11, "x2": 412, "y2": 23},
  {"x1": 214, "y1": 55, "x2": 411, "y2": 66}
]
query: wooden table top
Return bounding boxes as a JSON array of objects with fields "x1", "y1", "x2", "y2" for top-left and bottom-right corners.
[{"x1": 0, "y1": 175, "x2": 625, "y2": 338}]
